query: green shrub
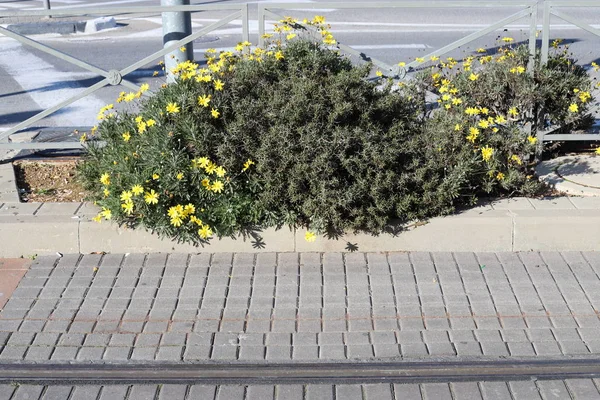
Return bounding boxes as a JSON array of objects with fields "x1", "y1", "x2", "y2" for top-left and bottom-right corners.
[{"x1": 78, "y1": 22, "x2": 595, "y2": 244}]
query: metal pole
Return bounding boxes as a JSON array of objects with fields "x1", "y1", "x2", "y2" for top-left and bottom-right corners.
[
  {"x1": 43, "y1": 0, "x2": 51, "y2": 18},
  {"x1": 162, "y1": 0, "x2": 193, "y2": 83}
]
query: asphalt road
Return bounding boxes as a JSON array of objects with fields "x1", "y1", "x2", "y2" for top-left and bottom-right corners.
[{"x1": 1, "y1": 0, "x2": 600, "y2": 132}]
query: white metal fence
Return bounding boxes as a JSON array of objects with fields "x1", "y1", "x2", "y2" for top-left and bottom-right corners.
[{"x1": 0, "y1": 1, "x2": 598, "y2": 151}]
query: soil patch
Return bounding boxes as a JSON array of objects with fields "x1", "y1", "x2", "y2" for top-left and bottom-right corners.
[{"x1": 14, "y1": 159, "x2": 88, "y2": 202}]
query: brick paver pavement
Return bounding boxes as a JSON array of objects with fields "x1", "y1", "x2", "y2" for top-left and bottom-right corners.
[
  {"x1": 2, "y1": 251, "x2": 600, "y2": 362},
  {"x1": 3, "y1": 379, "x2": 600, "y2": 400}
]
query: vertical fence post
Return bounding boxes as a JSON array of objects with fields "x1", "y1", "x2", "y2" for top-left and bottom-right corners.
[
  {"x1": 161, "y1": 0, "x2": 193, "y2": 83},
  {"x1": 258, "y1": 6, "x2": 266, "y2": 47},
  {"x1": 43, "y1": 0, "x2": 51, "y2": 18}
]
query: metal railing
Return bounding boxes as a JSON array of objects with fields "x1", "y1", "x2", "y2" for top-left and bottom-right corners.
[
  {"x1": 538, "y1": 1, "x2": 600, "y2": 143},
  {"x1": 0, "y1": 4, "x2": 249, "y2": 149},
  {"x1": 0, "y1": 1, "x2": 599, "y2": 151}
]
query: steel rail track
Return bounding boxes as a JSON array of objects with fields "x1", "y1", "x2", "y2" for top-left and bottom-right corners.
[{"x1": 1, "y1": 358, "x2": 600, "y2": 385}]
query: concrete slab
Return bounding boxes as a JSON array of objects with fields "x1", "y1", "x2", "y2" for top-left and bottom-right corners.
[
  {"x1": 296, "y1": 211, "x2": 513, "y2": 252},
  {"x1": 536, "y1": 155, "x2": 600, "y2": 197},
  {"x1": 79, "y1": 220, "x2": 295, "y2": 254},
  {"x1": 0, "y1": 215, "x2": 79, "y2": 257},
  {"x1": 513, "y1": 209, "x2": 600, "y2": 251}
]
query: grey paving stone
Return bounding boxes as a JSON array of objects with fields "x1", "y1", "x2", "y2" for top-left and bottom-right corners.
[
  {"x1": 423, "y1": 330, "x2": 450, "y2": 343},
  {"x1": 479, "y1": 382, "x2": 513, "y2": 400},
  {"x1": 533, "y1": 341, "x2": 562, "y2": 356},
  {"x1": 507, "y1": 342, "x2": 536, "y2": 356},
  {"x1": 11, "y1": 385, "x2": 45, "y2": 400},
  {"x1": 334, "y1": 385, "x2": 362, "y2": 400},
  {"x1": 267, "y1": 345, "x2": 292, "y2": 360},
  {"x1": 0, "y1": 346, "x2": 28, "y2": 360},
  {"x1": 0, "y1": 385, "x2": 16, "y2": 400},
  {"x1": 128, "y1": 385, "x2": 159, "y2": 400},
  {"x1": 51, "y1": 346, "x2": 79, "y2": 360},
  {"x1": 103, "y1": 346, "x2": 131, "y2": 361},
  {"x1": 292, "y1": 345, "x2": 319, "y2": 360},
  {"x1": 275, "y1": 385, "x2": 304, "y2": 400},
  {"x1": 188, "y1": 385, "x2": 217, "y2": 400},
  {"x1": 184, "y1": 345, "x2": 212, "y2": 360},
  {"x1": 474, "y1": 330, "x2": 503, "y2": 342},
  {"x1": 71, "y1": 385, "x2": 103, "y2": 399},
  {"x1": 319, "y1": 345, "x2": 346, "y2": 360},
  {"x1": 559, "y1": 340, "x2": 590, "y2": 355},
  {"x1": 480, "y1": 342, "x2": 509, "y2": 356},
  {"x1": 508, "y1": 381, "x2": 543, "y2": 400},
  {"x1": 306, "y1": 384, "x2": 334, "y2": 400},
  {"x1": 216, "y1": 385, "x2": 244, "y2": 400},
  {"x1": 421, "y1": 383, "x2": 452, "y2": 400},
  {"x1": 24, "y1": 346, "x2": 54, "y2": 361},
  {"x1": 565, "y1": 379, "x2": 600, "y2": 399},
  {"x1": 158, "y1": 384, "x2": 189, "y2": 400},
  {"x1": 41, "y1": 385, "x2": 73, "y2": 400},
  {"x1": 347, "y1": 344, "x2": 373, "y2": 359},
  {"x1": 374, "y1": 343, "x2": 400, "y2": 358},
  {"x1": 393, "y1": 383, "x2": 422, "y2": 399},
  {"x1": 450, "y1": 382, "x2": 482, "y2": 400},
  {"x1": 426, "y1": 342, "x2": 456, "y2": 356},
  {"x1": 130, "y1": 347, "x2": 157, "y2": 360},
  {"x1": 401, "y1": 343, "x2": 428, "y2": 357},
  {"x1": 211, "y1": 344, "x2": 238, "y2": 360},
  {"x1": 247, "y1": 385, "x2": 275, "y2": 400},
  {"x1": 455, "y1": 342, "x2": 483, "y2": 356},
  {"x1": 536, "y1": 380, "x2": 571, "y2": 400},
  {"x1": 526, "y1": 328, "x2": 555, "y2": 342}
]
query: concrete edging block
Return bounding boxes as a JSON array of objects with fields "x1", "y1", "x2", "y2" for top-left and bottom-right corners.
[
  {"x1": 296, "y1": 212, "x2": 513, "y2": 252},
  {"x1": 513, "y1": 209, "x2": 600, "y2": 251},
  {"x1": 0, "y1": 215, "x2": 78, "y2": 257},
  {"x1": 79, "y1": 219, "x2": 295, "y2": 253}
]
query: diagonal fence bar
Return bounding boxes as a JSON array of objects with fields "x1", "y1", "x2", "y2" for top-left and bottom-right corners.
[{"x1": 0, "y1": 5, "x2": 246, "y2": 149}]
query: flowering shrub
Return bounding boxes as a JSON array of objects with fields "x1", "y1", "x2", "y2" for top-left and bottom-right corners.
[{"x1": 79, "y1": 19, "x2": 596, "y2": 243}]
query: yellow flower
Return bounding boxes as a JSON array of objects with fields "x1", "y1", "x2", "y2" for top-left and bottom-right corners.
[
  {"x1": 568, "y1": 103, "x2": 579, "y2": 113},
  {"x1": 305, "y1": 231, "x2": 316, "y2": 242},
  {"x1": 478, "y1": 120, "x2": 490, "y2": 129},
  {"x1": 170, "y1": 217, "x2": 183, "y2": 227},
  {"x1": 469, "y1": 73, "x2": 479, "y2": 81},
  {"x1": 592, "y1": 62, "x2": 600, "y2": 72},
  {"x1": 494, "y1": 115, "x2": 507, "y2": 124},
  {"x1": 146, "y1": 119, "x2": 156, "y2": 127},
  {"x1": 100, "y1": 207, "x2": 112, "y2": 220},
  {"x1": 465, "y1": 107, "x2": 480, "y2": 116},
  {"x1": 430, "y1": 55, "x2": 439, "y2": 61},
  {"x1": 452, "y1": 98, "x2": 463, "y2": 106},
  {"x1": 398, "y1": 62, "x2": 406, "y2": 67},
  {"x1": 139, "y1": 83, "x2": 150, "y2": 93},
  {"x1": 121, "y1": 200, "x2": 134, "y2": 215},
  {"x1": 193, "y1": 157, "x2": 210, "y2": 169},
  {"x1": 275, "y1": 51, "x2": 284, "y2": 60},
  {"x1": 92, "y1": 214, "x2": 102, "y2": 223},
  {"x1": 510, "y1": 154, "x2": 523, "y2": 165},
  {"x1": 214, "y1": 79, "x2": 224, "y2": 91},
  {"x1": 516, "y1": 66, "x2": 525, "y2": 74},
  {"x1": 375, "y1": 70, "x2": 383, "y2": 77},
  {"x1": 501, "y1": 37, "x2": 514, "y2": 43},
  {"x1": 79, "y1": 133, "x2": 87, "y2": 143},
  {"x1": 215, "y1": 166, "x2": 226, "y2": 177},
  {"x1": 477, "y1": 48, "x2": 486, "y2": 53},
  {"x1": 527, "y1": 136, "x2": 538, "y2": 145},
  {"x1": 153, "y1": 71, "x2": 159, "y2": 77},
  {"x1": 466, "y1": 127, "x2": 480, "y2": 143},
  {"x1": 132, "y1": 185, "x2": 144, "y2": 196},
  {"x1": 144, "y1": 189, "x2": 159, "y2": 204},
  {"x1": 454, "y1": 124, "x2": 462, "y2": 131},
  {"x1": 211, "y1": 108, "x2": 220, "y2": 118},
  {"x1": 100, "y1": 173, "x2": 110, "y2": 186},
  {"x1": 508, "y1": 107, "x2": 518, "y2": 117},
  {"x1": 124, "y1": 92, "x2": 136, "y2": 102},
  {"x1": 242, "y1": 159, "x2": 255, "y2": 171},
  {"x1": 496, "y1": 172, "x2": 505, "y2": 180},
  {"x1": 595, "y1": 147, "x2": 600, "y2": 155},
  {"x1": 201, "y1": 178, "x2": 210, "y2": 188},
  {"x1": 137, "y1": 121, "x2": 147, "y2": 134},
  {"x1": 286, "y1": 33, "x2": 297, "y2": 40},
  {"x1": 120, "y1": 191, "x2": 133, "y2": 202},
  {"x1": 166, "y1": 102, "x2": 180, "y2": 114},
  {"x1": 415, "y1": 57, "x2": 425, "y2": 63},
  {"x1": 152, "y1": 173, "x2": 160, "y2": 180},
  {"x1": 183, "y1": 203, "x2": 196, "y2": 216},
  {"x1": 122, "y1": 132, "x2": 131, "y2": 142},
  {"x1": 135, "y1": 115, "x2": 143, "y2": 123},
  {"x1": 190, "y1": 215, "x2": 203, "y2": 226},
  {"x1": 103, "y1": 188, "x2": 110, "y2": 197},
  {"x1": 481, "y1": 146, "x2": 494, "y2": 162},
  {"x1": 579, "y1": 91, "x2": 591, "y2": 103},
  {"x1": 180, "y1": 46, "x2": 186, "y2": 52},
  {"x1": 176, "y1": 172, "x2": 184, "y2": 180},
  {"x1": 198, "y1": 94, "x2": 211, "y2": 107},
  {"x1": 211, "y1": 180, "x2": 224, "y2": 193},
  {"x1": 198, "y1": 224, "x2": 213, "y2": 239}
]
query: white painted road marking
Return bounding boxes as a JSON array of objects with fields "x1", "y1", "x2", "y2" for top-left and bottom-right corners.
[{"x1": 0, "y1": 41, "x2": 106, "y2": 128}]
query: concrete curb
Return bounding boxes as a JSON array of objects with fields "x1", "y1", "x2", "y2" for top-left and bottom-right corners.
[
  {"x1": 0, "y1": 164, "x2": 599, "y2": 256},
  {"x1": 5, "y1": 17, "x2": 117, "y2": 35}
]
